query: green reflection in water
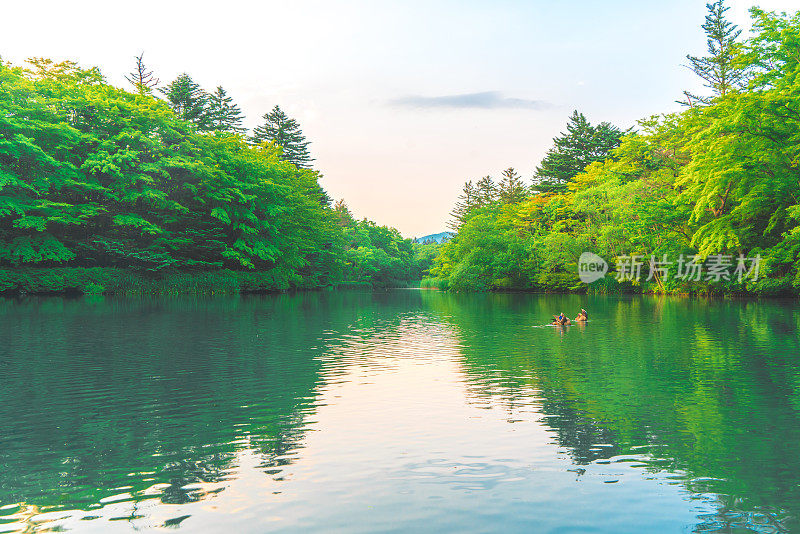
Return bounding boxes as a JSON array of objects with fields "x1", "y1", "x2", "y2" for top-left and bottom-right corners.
[
  {"x1": 422, "y1": 291, "x2": 800, "y2": 531},
  {"x1": 1, "y1": 292, "x2": 799, "y2": 532}
]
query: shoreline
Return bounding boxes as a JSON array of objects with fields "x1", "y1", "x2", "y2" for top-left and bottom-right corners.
[
  {"x1": 1, "y1": 271, "x2": 796, "y2": 300},
  {"x1": 0, "y1": 267, "x2": 411, "y2": 297},
  {"x1": 416, "y1": 286, "x2": 798, "y2": 299}
]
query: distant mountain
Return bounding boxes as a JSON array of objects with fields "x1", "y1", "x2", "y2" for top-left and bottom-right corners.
[{"x1": 414, "y1": 231, "x2": 453, "y2": 244}]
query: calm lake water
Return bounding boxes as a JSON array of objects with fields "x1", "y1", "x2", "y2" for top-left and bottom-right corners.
[{"x1": 1, "y1": 291, "x2": 799, "y2": 533}]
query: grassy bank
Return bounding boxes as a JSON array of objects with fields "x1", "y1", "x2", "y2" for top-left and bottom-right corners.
[
  {"x1": 0, "y1": 268, "x2": 408, "y2": 296},
  {"x1": 419, "y1": 275, "x2": 795, "y2": 297}
]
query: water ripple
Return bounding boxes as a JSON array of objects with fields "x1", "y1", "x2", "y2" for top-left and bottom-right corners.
[{"x1": 0, "y1": 293, "x2": 798, "y2": 532}]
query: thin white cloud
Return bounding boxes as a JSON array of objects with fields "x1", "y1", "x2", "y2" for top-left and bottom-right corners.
[{"x1": 389, "y1": 91, "x2": 551, "y2": 110}]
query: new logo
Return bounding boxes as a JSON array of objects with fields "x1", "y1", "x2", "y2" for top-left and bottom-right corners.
[{"x1": 578, "y1": 252, "x2": 608, "y2": 283}]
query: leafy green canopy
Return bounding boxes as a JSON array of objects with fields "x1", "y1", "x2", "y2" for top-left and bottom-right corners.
[
  {"x1": 331, "y1": 200, "x2": 421, "y2": 286},
  {"x1": 431, "y1": 7, "x2": 800, "y2": 296},
  {"x1": 0, "y1": 58, "x2": 419, "y2": 291}
]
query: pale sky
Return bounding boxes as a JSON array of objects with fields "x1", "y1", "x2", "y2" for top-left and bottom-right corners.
[{"x1": 2, "y1": 0, "x2": 797, "y2": 237}]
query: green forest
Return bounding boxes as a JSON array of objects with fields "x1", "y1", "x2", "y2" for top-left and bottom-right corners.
[
  {"x1": 426, "y1": 5, "x2": 800, "y2": 296},
  {"x1": 3, "y1": 3, "x2": 800, "y2": 297},
  {"x1": 0, "y1": 56, "x2": 429, "y2": 294}
]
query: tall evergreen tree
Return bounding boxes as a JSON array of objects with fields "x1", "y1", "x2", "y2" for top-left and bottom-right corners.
[
  {"x1": 125, "y1": 52, "x2": 159, "y2": 94},
  {"x1": 448, "y1": 180, "x2": 478, "y2": 231},
  {"x1": 497, "y1": 167, "x2": 527, "y2": 204},
  {"x1": 533, "y1": 111, "x2": 623, "y2": 194},
  {"x1": 206, "y1": 86, "x2": 245, "y2": 133},
  {"x1": 160, "y1": 73, "x2": 208, "y2": 127},
  {"x1": 475, "y1": 176, "x2": 497, "y2": 205},
  {"x1": 251, "y1": 105, "x2": 313, "y2": 168},
  {"x1": 681, "y1": 0, "x2": 745, "y2": 106}
]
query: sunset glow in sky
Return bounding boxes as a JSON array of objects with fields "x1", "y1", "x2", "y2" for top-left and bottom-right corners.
[{"x1": 3, "y1": 0, "x2": 798, "y2": 236}]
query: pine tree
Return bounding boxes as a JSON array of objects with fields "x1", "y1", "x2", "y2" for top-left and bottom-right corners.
[
  {"x1": 533, "y1": 111, "x2": 623, "y2": 194},
  {"x1": 475, "y1": 176, "x2": 497, "y2": 205},
  {"x1": 125, "y1": 52, "x2": 159, "y2": 94},
  {"x1": 251, "y1": 105, "x2": 313, "y2": 168},
  {"x1": 206, "y1": 86, "x2": 245, "y2": 133},
  {"x1": 448, "y1": 180, "x2": 478, "y2": 231},
  {"x1": 681, "y1": 0, "x2": 745, "y2": 106},
  {"x1": 160, "y1": 73, "x2": 208, "y2": 127},
  {"x1": 497, "y1": 167, "x2": 527, "y2": 204}
]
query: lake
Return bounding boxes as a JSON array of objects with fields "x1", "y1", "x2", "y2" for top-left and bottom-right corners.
[{"x1": 1, "y1": 291, "x2": 799, "y2": 533}]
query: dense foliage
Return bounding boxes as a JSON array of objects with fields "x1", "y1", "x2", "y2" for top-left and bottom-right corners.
[
  {"x1": 429, "y1": 6, "x2": 800, "y2": 296},
  {"x1": 0, "y1": 59, "x2": 418, "y2": 294}
]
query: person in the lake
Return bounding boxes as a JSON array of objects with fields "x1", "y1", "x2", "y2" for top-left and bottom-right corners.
[{"x1": 574, "y1": 309, "x2": 588, "y2": 322}]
